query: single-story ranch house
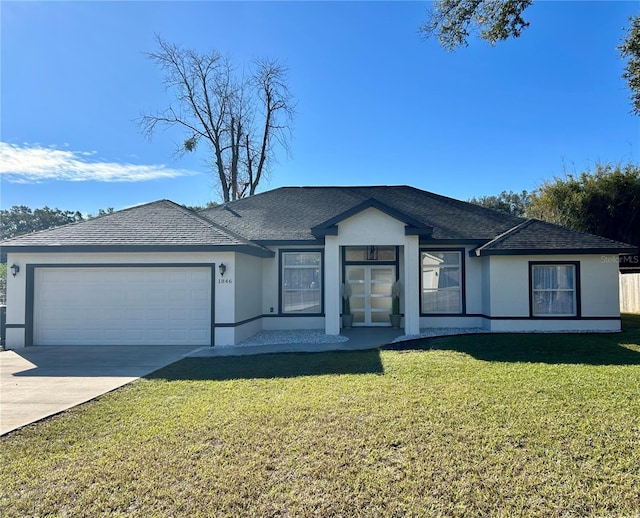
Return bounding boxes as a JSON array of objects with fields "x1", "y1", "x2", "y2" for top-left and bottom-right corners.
[{"x1": 2, "y1": 186, "x2": 637, "y2": 347}]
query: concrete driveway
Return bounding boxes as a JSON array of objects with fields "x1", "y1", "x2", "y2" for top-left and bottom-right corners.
[{"x1": 0, "y1": 345, "x2": 202, "y2": 436}]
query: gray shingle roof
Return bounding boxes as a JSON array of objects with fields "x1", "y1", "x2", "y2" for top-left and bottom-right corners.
[
  {"x1": 2, "y1": 187, "x2": 635, "y2": 256},
  {"x1": 474, "y1": 218, "x2": 637, "y2": 255},
  {"x1": 0, "y1": 200, "x2": 272, "y2": 256},
  {"x1": 199, "y1": 186, "x2": 524, "y2": 242}
]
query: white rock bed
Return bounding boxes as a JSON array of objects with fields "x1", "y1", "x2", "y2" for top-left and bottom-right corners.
[
  {"x1": 219, "y1": 327, "x2": 488, "y2": 348},
  {"x1": 223, "y1": 329, "x2": 350, "y2": 348}
]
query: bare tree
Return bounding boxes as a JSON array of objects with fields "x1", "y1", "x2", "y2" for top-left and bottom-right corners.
[{"x1": 140, "y1": 37, "x2": 294, "y2": 202}]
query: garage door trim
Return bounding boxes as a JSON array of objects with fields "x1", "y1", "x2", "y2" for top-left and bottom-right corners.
[{"x1": 25, "y1": 263, "x2": 216, "y2": 347}]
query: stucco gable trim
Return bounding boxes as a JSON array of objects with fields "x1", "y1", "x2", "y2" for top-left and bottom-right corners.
[{"x1": 311, "y1": 198, "x2": 433, "y2": 238}]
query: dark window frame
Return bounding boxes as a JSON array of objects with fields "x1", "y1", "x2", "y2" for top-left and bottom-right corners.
[
  {"x1": 279, "y1": 249, "x2": 325, "y2": 316},
  {"x1": 419, "y1": 248, "x2": 466, "y2": 316},
  {"x1": 528, "y1": 261, "x2": 581, "y2": 318}
]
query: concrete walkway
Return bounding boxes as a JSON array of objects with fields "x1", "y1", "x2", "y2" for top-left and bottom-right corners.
[
  {"x1": 190, "y1": 328, "x2": 404, "y2": 357},
  {"x1": 0, "y1": 345, "x2": 199, "y2": 436}
]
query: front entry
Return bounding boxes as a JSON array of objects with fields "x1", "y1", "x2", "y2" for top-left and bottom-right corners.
[{"x1": 345, "y1": 265, "x2": 395, "y2": 326}]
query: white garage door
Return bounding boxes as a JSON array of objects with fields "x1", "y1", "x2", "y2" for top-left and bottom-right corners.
[{"x1": 33, "y1": 267, "x2": 212, "y2": 346}]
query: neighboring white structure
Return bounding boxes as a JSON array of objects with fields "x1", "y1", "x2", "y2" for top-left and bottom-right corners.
[{"x1": 2, "y1": 187, "x2": 636, "y2": 348}]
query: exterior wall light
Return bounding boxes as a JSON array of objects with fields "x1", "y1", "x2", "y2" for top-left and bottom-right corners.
[
  {"x1": 218, "y1": 263, "x2": 226, "y2": 277},
  {"x1": 10, "y1": 264, "x2": 20, "y2": 277}
]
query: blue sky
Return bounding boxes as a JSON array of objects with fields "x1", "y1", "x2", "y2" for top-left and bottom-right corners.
[{"x1": 1, "y1": 1, "x2": 638, "y2": 214}]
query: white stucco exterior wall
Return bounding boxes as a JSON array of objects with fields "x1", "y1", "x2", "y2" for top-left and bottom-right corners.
[
  {"x1": 464, "y1": 251, "x2": 483, "y2": 315},
  {"x1": 485, "y1": 256, "x2": 530, "y2": 317},
  {"x1": 262, "y1": 253, "x2": 279, "y2": 316},
  {"x1": 232, "y1": 253, "x2": 264, "y2": 343},
  {"x1": 335, "y1": 208, "x2": 409, "y2": 246},
  {"x1": 581, "y1": 255, "x2": 621, "y2": 316},
  {"x1": 403, "y1": 237, "x2": 420, "y2": 335},
  {"x1": 324, "y1": 237, "x2": 341, "y2": 335},
  {"x1": 482, "y1": 253, "x2": 622, "y2": 332}
]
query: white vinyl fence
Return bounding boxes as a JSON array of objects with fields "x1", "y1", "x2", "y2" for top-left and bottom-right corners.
[{"x1": 620, "y1": 272, "x2": 640, "y2": 313}]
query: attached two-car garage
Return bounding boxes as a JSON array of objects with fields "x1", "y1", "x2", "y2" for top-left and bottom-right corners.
[{"x1": 31, "y1": 266, "x2": 213, "y2": 346}]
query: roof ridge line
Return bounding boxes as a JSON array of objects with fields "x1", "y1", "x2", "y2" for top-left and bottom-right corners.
[
  {"x1": 177, "y1": 203, "x2": 270, "y2": 251},
  {"x1": 473, "y1": 218, "x2": 533, "y2": 256}
]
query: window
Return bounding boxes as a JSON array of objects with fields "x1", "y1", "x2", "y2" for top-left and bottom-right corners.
[
  {"x1": 281, "y1": 251, "x2": 322, "y2": 314},
  {"x1": 530, "y1": 263, "x2": 578, "y2": 317},
  {"x1": 421, "y1": 251, "x2": 462, "y2": 313},
  {"x1": 344, "y1": 246, "x2": 396, "y2": 262}
]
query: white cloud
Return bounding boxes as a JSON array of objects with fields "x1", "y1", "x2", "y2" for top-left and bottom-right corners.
[{"x1": 0, "y1": 142, "x2": 199, "y2": 183}]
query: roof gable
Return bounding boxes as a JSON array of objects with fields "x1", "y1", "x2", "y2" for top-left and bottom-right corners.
[
  {"x1": 310, "y1": 197, "x2": 433, "y2": 238},
  {"x1": 474, "y1": 219, "x2": 638, "y2": 256},
  {"x1": 0, "y1": 200, "x2": 273, "y2": 257}
]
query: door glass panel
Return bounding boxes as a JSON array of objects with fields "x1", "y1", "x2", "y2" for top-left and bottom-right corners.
[
  {"x1": 371, "y1": 282, "x2": 392, "y2": 295},
  {"x1": 351, "y1": 283, "x2": 365, "y2": 295},
  {"x1": 352, "y1": 311, "x2": 365, "y2": 323},
  {"x1": 350, "y1": 297, "x2": 365, "y2": 309},
  {"x1": 348, "y1": 268, "x2": 365, "y2": 281},
  {"x1": 371, "y1": 298, "x2": 392, "y2": 310},
  {"x1": 371, "y1": 312, "x2": 390, "y2": 323},
  {"x1": 371, "y1": 268, "x2": 393, "y2": 282}
]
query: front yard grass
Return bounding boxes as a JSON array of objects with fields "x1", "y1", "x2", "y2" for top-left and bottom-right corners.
[{"x1": 1, "y1": 315, "x2": 639, "y2": 517}]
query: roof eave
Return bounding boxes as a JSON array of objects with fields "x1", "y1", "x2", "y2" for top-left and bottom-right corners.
[
  {"x1": 311, "y1": 226, "x2": 338, "y2": 238},
  {"x1": 474, "y1": 246, "x2": 638, "y2": 257},
  {"x1": 2, "y1": 244, "x2": 275, "y2": 258}
]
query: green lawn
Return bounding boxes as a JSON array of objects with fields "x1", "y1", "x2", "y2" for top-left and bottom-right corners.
[{"x1": 2, "y1": 316, "x2": 640, "y2": 517}]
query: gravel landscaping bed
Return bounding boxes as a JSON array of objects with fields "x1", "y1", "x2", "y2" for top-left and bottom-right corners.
[
  {"x1": 223, "y1": 329, "x2": 350, "y2": 348},
  {"x1": 220, "y1": 327, "x2": 489, "y2": 348}
]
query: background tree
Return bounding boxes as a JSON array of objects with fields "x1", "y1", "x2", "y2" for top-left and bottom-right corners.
[
  {"x1": 619, "y1": 15, "x2": 640, "y2": 115},
  {"x1": 420, "y1": 2, "x2": 639, "y2": 115},
  {"x1": 140, "y1": 37, "x2": 295, "y2": 203},
  {"x1": 0, "y1": 206, "x2": 84, "y2": 240},
  {"x1": 419, "y1": 0, "x2": 533, "y2": 50},
  {"x1": 527, "y1": 162, "x2": 640, "y2": 247},
  {"x1": 0, "y1": 206, "x2": 116, "y2": 241},
  {"x1": 469, "y1": 189, "x2": 530, "y2": 216}
]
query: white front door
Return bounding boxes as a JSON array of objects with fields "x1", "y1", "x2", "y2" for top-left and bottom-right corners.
[{"x1": 346, "y1": 265, "x2": 395, "y2": 326}]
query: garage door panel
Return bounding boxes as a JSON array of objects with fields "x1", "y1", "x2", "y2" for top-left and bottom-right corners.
[
  {"x1": 192, "y1": 289, "x2": 210, "y2": 302},
  {"x1": 189, "y1": 329, "x2": 208, "y2": 340},
  {"x1": 191, "y1": 308, "x2": 210, "y2": 321},
  {"x1": 104, "y1": 329, "x2": 122, "y2": 341},
  {"x1": 34, "y1": 266, "x2": 212, "y2": 346},
  {"x1": 170, "y1": 309, "x2": 187, "y2": 321}
]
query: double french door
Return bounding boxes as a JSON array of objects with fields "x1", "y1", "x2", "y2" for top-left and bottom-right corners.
[{"x1": 345, "y1": 265, "x2": 395, "y2": 326}]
